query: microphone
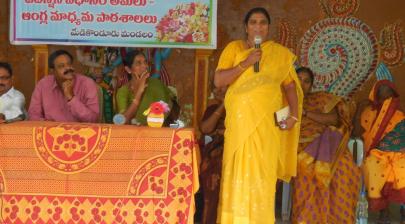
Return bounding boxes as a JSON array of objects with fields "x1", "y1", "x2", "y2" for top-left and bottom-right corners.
[{"x1": 254, "y1": 36, "x2": 262, "y2": 73}]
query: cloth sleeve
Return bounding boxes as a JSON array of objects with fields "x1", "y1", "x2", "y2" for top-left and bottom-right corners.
[
  {"x1": 67, "y1": 80, "x2": 100, "y2": 123},
  {"x1": 216, "y1": 42, "x2": 238, "y2": 71},
  {"x1": 28, "y1": 83, "x2": 45, "y2": 121},
  {"x1": 116, "y1": 86, "x2": 131, "y2": 114},
  {"x1": 3, "y1": 93, "x2": 25, "y2": 120}
]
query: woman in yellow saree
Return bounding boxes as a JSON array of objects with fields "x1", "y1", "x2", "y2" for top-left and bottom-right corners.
[
  {"x1": 214, "y1": 7, "x2": 303, "y2": 223},
  {"x1": 291, "y1": 67, "x2": 361, "y2": 223},
  {"x1": 355, "y1": 80, "x2": 405, "y2": 223}
]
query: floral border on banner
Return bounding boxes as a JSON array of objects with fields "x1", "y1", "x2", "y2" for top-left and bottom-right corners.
[{"x1": 10, "y1": 0, "x2": 217, "y2": 49}]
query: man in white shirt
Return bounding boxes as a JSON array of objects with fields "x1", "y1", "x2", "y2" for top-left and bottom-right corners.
[{"x1": 0, "y1": 62, "x2": 25, "y2": 123}]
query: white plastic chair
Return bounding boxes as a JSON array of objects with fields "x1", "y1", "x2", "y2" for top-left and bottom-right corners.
[
  {"x1": 347, "y1": 138, "x2": 364, "y2": 166},
  {"x1": 348, "y1": 138, "x2": 366, "y2": 223},
  {"x1": 347, "y1": 138, "x2": 365, "y2": 191},
  {"x1": 281, "y1": 181, "x2": 292, "y2": 221},
  {"x1": 347, "y1": 138, "x2": 365, "y2": 192}
]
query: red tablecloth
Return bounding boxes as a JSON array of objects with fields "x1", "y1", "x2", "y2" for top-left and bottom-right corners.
[{"x1": 0, "y1": 121, "x2": 199, "y2": 223}]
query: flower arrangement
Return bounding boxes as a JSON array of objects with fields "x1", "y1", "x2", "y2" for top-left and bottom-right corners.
[
  {"x1": 143, "y1": 101, "x2": 170, "y2": 128},
  {"x1": 156, "y1": 2, "x2": 209, "y2": 43},
  {"x1": 149, "y1": 101, "x2": 170, "y2": 115}
]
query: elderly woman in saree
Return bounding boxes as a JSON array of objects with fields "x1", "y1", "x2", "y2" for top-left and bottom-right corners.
[
  {"x1": 354, "y1": 79, "x2": 405, "y2": 224},
  {"x1": 291, "y1": 67, "x2": 361, "y2": 224}
]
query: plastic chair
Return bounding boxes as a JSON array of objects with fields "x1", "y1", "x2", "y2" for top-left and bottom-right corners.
[
  {"x1": 348, "y1": 138, "x2": 367, "y2": 222},
  {"x1": 281, "y1": 181, "x2": 292, "y2": 221},
  {"x1": 347, "y1": 138, "x2": 364, "y2": 166}
]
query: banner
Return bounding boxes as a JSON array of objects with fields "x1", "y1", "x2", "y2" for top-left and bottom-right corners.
[{"x1": 10, "y1": 0, "x2": 217, "y2": 49}]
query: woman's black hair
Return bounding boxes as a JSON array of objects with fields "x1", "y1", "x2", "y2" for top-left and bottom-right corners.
[
  {"x1": 296, "y1": 67, "x2": 315, "y2": 85},
  {"x1": 123, "y1": 50, "x2": 146, "y2": 67},
  {"x1": 244, "y1": 7, "x2": 271, "y2": 25}
]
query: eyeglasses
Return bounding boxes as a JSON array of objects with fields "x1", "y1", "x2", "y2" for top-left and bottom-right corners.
[{"x1": 0, "y1": 76, "x2": 11, "y2": 81}]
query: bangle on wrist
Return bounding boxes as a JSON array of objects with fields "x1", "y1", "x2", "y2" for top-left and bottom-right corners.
[
  {"x1": 213, "y1": 111, "x2": 221, "y2": 116},
  {"x1": 289, "y1": 115, "x2": 298, "y2": 122},
  {"x1": 237, "y1": 62, "x2": 246, "y2": 70}
]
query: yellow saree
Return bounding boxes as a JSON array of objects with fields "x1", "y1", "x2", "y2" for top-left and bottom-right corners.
[
  {"x1": 361, "y1": 80, "x2": 405, "y2": 211},
  {"x1": 216, "y1": 40, "x2": 303, "y2": 224}
]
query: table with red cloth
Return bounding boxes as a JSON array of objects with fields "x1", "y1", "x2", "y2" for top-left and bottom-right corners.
[{"x1": 0, "y1": 121, "x2": 199, "y2": 223}]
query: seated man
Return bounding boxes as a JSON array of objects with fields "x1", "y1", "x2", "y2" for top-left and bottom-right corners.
[
  {"x1": 28, "y1": 50, "x2": 99, "y2": 122},
  {"x1": 0, "y1": 62, "x2": 25, "y2": 122}
]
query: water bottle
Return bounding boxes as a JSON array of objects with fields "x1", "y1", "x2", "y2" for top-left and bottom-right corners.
[
  {"x1": 356, "y1": 191, "x2": 368, "y2": 224},
  {"x1": 113, "y1": 114, "x2": 126, "y2": 125}
]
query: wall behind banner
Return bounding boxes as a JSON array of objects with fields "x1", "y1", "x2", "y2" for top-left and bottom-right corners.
[
  {"x1": 0, "y1": 0, "x2": 196, "y2": 120},
  {"x1": 214, "y1": 0, "x2": 405, "y2": 109},
  {"x1": 1, "y1": 0, "x2": 404, "y2": 121}
]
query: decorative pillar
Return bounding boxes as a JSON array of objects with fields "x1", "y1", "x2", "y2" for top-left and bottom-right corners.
[
  {"x1": 32, "y1": 45, "x2": 48, "y2": 83},
  {"x1": 193, "y1": 49, "x2": 213, "y2": 134}
]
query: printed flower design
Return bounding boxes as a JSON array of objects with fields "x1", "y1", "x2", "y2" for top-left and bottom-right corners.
[
  {"x1": 149, "y1": 101, "x2": 170, "y2": 115},
  {"x1": 156, "y1": 2, "x2": 209, "y2": 43},
  {"x1": 143, "y1": 101, "x2": 170, "y2": 128}
]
